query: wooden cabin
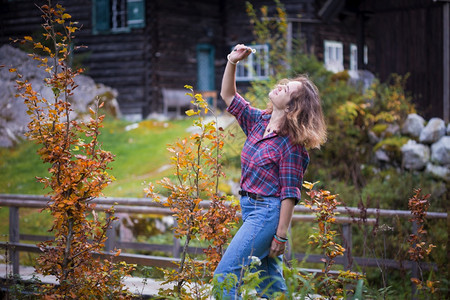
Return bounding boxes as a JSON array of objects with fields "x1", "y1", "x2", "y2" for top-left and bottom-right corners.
[{"x1": 1, "y1": 0, "x2": 448, "y2": 121}]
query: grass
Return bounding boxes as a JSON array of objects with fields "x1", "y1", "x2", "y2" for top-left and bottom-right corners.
[
  {"x1": 0, "y1": 116, "x2": 194, "y2": 236},
  {"x1": 0, "y1": 117, "x2": 193, "y2": 197}
]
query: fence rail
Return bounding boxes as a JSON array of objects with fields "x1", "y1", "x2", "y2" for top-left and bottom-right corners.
[{"x1": 0, "y1": 193, "x2": 446, "y2": 289}]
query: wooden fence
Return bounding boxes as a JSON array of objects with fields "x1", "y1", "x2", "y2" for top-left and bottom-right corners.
[{"x1": 0, "y1": 194, "x2": 446, "y2": 289}]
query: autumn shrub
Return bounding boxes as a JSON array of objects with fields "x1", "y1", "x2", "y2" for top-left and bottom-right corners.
[
  {"x1": 9, "y1": 2, "x2": 133, "y2": 298},
  {"x1": 145, "y1": 86, "x2": 240, "y2": 299}
]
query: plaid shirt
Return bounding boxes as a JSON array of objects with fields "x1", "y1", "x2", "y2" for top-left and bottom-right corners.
[{"x1": 227, "y1": 93, "x2": 309, "y2": 203}]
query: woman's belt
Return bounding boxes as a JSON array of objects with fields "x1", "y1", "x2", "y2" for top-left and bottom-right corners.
[{"x1": 238, "y1": 190, "x2": 265, "y2": 201}]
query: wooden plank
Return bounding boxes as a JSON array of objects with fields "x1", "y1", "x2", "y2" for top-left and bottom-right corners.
[
  {"x1": 9, "y1": 207, "x2": 19, "y2": 275},
  {"x1": 0, "y1": 194, "x2": 447, "y2": 219}
]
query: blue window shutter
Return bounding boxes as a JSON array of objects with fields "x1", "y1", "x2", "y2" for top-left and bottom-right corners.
[
  {"x1": 93, "y1": 0, "x2": 110, "y2": 33},
  {"x1": 127, "y1": 0, "x2": 145, "y2": 29}
]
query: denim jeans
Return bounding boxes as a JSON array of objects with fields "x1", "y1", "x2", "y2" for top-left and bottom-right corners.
[{"x1": 213, "y1": 195, "x2": 287, "y2": 299}]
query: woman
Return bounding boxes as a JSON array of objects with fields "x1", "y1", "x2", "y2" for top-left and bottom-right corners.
[{"x1": 213, "y1": 44, "x2": 327, "y2": 299}]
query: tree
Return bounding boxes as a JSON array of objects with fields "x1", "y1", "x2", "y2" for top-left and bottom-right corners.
[{"x1": 9, "y1": 1, "x2": 133, "y2": 298}]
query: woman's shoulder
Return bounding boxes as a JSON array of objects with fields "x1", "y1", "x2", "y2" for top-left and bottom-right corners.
[{"x1": 278, "y1": 136, "x2": 309, "y2": 156}]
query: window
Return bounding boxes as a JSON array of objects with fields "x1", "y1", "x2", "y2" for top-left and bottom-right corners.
[
  {"x1": 93, "y1": 0, "x2": 145, "y2": 34},
  {"x1": 350, "y1": 43, "x2": 369, "y2": 70},
  {"x1": 324, "y1": 40, "x2": 343, "y2": 73},
  {"x1": 350, "y1": 44, "x2": 358, "y2": 71},
  {"x1": 236, "y1": 44, "x2": 269, "y2": 81}
]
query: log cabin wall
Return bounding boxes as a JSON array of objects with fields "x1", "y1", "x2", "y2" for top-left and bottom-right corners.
[
  {"x1": 361, "y1": 0, "x2": 445, "y2": 119},
  {"x1": 1, "y1": 0, "x2": 446, "y2": 119},
  {"x1": 1, "y1": 0, "x2": 151, "y2": 118}
]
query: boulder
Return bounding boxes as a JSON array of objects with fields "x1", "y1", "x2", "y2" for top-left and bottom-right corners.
[
  {"x1": 347, "y1": 70, "x2": 376, "y2": 92},
  {"x1": 431, "y1": 136, "x2": 450, "y2": 165},
  {"x1": 375, "y1": 149, "x2": 390, "y2": 162},
  {"x1": 401, "y1": 140, "x2": 430, "y2": 170},
  {"x1": 0, "y1": 45, "x2": 120, "y2": 147},
  {"x1": 368, "y1": 130, "x2": 380, "y2": 144},
  {"x1": 419, "y1": 118, "x2": 446, "y2": 144},
  {"x1": 385, "y1": 123, "x2": 400, "y2": 137},
  {"x1": 401, "y1": 113, "x2": 425, "y2": 138},
  {"x1": 425, "y1": 163, "x2": 449, "y2": 181}
]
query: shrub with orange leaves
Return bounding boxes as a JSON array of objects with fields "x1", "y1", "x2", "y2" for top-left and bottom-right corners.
[
  {"x1": 9, "y1": 1, "x2": 133, "y2": 298},
  {"x1": 145, "y1": 86, "x2": 239, "y2": 299},
  {"x1": 301, "y1": 181, "x2": 364, "y2": 298},
  {"x1": 407, "y1": 188, "x2": 439, "y2": 295}
]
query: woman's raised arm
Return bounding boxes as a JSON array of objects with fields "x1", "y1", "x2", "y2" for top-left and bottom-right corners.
[{"x1": 220, "y1": 44, "x2": 253, "y2": 107}]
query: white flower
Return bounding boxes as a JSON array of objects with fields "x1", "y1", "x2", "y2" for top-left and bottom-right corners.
[{"x1": 248, "y1": 256, "x2": 261, "y2": 266}]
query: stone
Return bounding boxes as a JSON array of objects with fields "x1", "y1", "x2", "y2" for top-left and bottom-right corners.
[
  {"x1": 401, "y1": 113, "x2": 425, "y2": 138},
  {"x1": 347, "y1": 70, "x2": 376, "y2": 92},
  {"x1": 0, "y1": 45, "x2": 120, "y2": 147},
  {"x1": 431, "y1": 136, "x2": 450, "y2": 165},
  {"x1": 425, "y1": 163, "x2": 449, "y2": 181},
  {"x1": 384, "y1": 123, "x2": 400, "y2": 137},
  {"x1": 401, "y1": 140, "x2": 430, "y2": 170},
  {"x1": 375, "y1": 149, "x2": 390, "y2": 162},
  {"x1": 368, "y1": 130, "x2": 380, "y2": 144},
  {"x1": 419, "y1": 118, "x2": 446, "y2": 144}
]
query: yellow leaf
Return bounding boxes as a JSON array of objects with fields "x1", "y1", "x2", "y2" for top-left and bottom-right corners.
[
  {"x1": 24, "y1": 36, "x2": 33, "y2": 41},
  {"x1": 185, "y1": 109, "x2": 198, "y2": 116},
  {"x1": 9, "y1": 68, "x2": 17, "y2": 73},
  {"x1": 302, "y1": 181, "x2": 319, "y2": 190},
  {"x1": 62, "y1": 13, "x2": 71, "y2": 19}
]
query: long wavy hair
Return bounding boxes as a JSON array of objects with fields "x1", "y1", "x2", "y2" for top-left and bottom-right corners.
[{"x1": 267, "y1": 75, "x2": 327, "y2": 149}]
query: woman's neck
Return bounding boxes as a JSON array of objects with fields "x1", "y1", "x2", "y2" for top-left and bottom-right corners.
[{"x1": 269, "y1": 110, "x2": 284, "y2": 128}]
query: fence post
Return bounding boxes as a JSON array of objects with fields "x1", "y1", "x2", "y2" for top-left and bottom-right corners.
[
  {"x1": 9, "y1": 206, "x2": 20, "y2": 275},
  {"x1": 411, "y1": 221, "x2": 418, "y2": 300},
  {"x1": 173, "y1": 231, "x2": 181, "y2": 258},
  {"x1": 105, "y1": 213, "x2": 117, "y2": 252},
  {"x1": 285, "y1": 226, "x2": 292, "y2": 261},
  {"x1": 342, "y1": 223, "x2": 353, "y2": 270}
]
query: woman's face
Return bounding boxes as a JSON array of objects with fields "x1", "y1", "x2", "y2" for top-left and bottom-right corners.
[{"x1": 268, "y1": 81, "x2": 302, "y2": 111}]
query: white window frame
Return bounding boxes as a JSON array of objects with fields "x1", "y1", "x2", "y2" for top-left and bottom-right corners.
[
  {"x1": 236, "y1": 44, "x2": 269, "y2": 81},
  {"x1": 324, "y1": 40, "x2": 344, "y2": 73},
  {"x1": 111, "y1": 0, "x2": 128, "y2": 31},
  {"x1": 350, "y1": 44, "x2": 358, "y2": 71},
  {"x1": 350, "y1": 43, "x2": 369, "y2": 70}
]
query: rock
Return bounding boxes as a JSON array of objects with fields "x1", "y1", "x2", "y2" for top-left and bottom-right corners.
[
  {"x1": 347, "y1": 70, "x2": 376, "y2": 92},
  {"x1": 401, "y1": 113, "x2": 425, "y2": 138},
  {"x1": 431, "y1": 136, "x2": 450, "y2": 165},
  {"x1": 401, "y1": 140, "x2": 430, "y2": 170},
  {"x1": 425, "y1": 163, "x2": 449, "y2": 181},
  {"x1": 375, "y1": 149, "x2": 390, "y2": 162},
  {"x1": 0, "y1": 45, "x2": 121, "y2": 147},
  {"x1": 385, "y1": 123, "x2": 400, "y2": 137},
  {"x1": 368, "y1": 131, "x2": 380, "y2": 144},
  {"x1": 419, "y1": 118, "x2": 446, "y2": 144}
]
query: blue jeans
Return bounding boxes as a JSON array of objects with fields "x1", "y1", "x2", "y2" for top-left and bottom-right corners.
[{"x1": 213, "y1": 195, "x2": 287, "y2": 299}]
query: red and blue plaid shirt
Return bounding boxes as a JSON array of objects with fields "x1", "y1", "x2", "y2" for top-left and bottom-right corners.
[{"x1": 227, "y1": 93, "x2": 309, "y2": 204}]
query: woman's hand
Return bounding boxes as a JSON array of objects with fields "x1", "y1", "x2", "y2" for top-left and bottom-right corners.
[
  {"x1": 228, "y1": 44, "x2": 253, "y2": 65},
  {"x1": 269, "y1": 236, "x2": 286, "y2": 258}
]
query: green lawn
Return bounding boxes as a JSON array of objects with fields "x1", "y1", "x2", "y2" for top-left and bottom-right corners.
[
  {"x1": 0, "y1": 117, "x2": 193, "y2": 236},
  {"x1": 0, "y1": 117, "x2": 193, "y2": 197}
]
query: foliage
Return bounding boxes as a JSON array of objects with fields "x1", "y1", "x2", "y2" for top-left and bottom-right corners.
[
  {"x1": 301, "y1": 181, "x2": 364, "y2": 298},
  {"x1": 245, "y1": 0, "x2": 287, "y2": 76},
  {"x1": 145, "y1": 86, "x2": 240, "y2": 299},
  {"x1": 407, "y1": 189, "x2": 439, "y2": 295},
  {"x1": 9, "y1": 1, "x2": 133, "y2": 298}
]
